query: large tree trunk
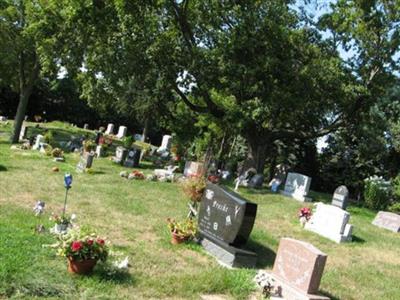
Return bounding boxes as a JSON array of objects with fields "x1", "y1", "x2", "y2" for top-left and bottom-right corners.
[
  {"x1": 246, "y1": 135, "x2": 270, "y2": 174},
  {"x1": 11, "y1": 50, "x2": 39, "y2": 144},
  {"x1": 141, "y1": 117, "x2": 149, "y2": 142}
]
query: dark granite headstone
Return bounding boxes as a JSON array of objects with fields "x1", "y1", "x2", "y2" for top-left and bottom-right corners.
[
  {"x1": 198, "y1": 183, "x2": 258, "y2": 267},
  {"x1": 248, "y1": 174, "x2": 264, "y2": 189},
  {"x1": 76, "y1": 152, "x2": 94, "y2": 172},
  {"x1": 331, "y1": 185, "x2": 349, "y2": 210},
  {"x1": 124, "y1": 148, "x2": 141, "y2": 168}
]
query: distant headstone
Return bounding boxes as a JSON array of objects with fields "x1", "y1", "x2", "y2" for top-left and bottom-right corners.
[
  {"x1": 372, "y1": 211, "x2": 400, "y2": 233},
  {"x1": 305, "y1": 202, "x2": 353, "y2": 243},
  {"x1": 0, "y1": 116, "x2": 7, "y2": 122},
  {"x1": 33, "y1": 135, "x2": 44, "y2": 150},
  {"x1": 76, "y1": 152, "x2": 95, "y2": 172},
  {"x1": 248, "y1": 174, "x2": 264, "y2": 189},
  {"x1": 95, "y1": 145, "x2": 104, "y2": 158},
  {"x1": 331, "y1": 185, "x2": 349, "y2": 210},
  {"x1": 134, "y1": 134, "x2": 143, "y2": 141},
  {"x1": 198, "y1": 183, "x2": 258, "y2": 268},
  {"x1": 105, "y1": 123, "x2": 114, "y2": 135},
  {"x1": 255, "y1": 238, "x2": 329, "y2": 300},
  {"x1": 116, "y1": 126, "x2": 127, "y2": 139},
  {"x1": 157, "y1": 135, "x2": 172, "y2": 152},
  {"x1": 124, "y1": 148, "x2": 141, "y2": 168},
  {"x1": 184, "y1": 161, "x2": 205, "y2": 177},
  {"x1": 83, "y1": 123, "x2": 89, "y2": 130},
  {"x1": 19, "y1": 125, "x2": 28, "y2": 141},
  {"x1": 280, "y1": 172, "x2": 312, "y2": 202},
  {"x1": 113, "y1": 146, "x2": 128, "y2": 165}
]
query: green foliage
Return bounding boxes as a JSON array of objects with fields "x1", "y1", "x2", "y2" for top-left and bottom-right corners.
[
  {"x1": 83, "y1": 139, "x2": 96, "y2": 152},
  {"x1": 364, "y1": 176, "x2": 392, "y2": 210},
  {"x1": 51, "y1": 147, "x2": 64, "y2": 158},
  {"x1": 43, "y1": 130, "x2": 54, "y2": 145},
  {"x1": 122, "y1": 136, "x2": 134, "y2": 149},
  {"x1": 388, "y1": 202, "x2": 400, "y2": 214}
]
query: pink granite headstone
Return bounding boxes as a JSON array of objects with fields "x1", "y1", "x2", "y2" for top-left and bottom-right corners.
[
  {"x1": 272, "y1": 238, "x2": 327, "y2": 295},
  {"x1": 372, "y1": 211, "x2": 400, "y2": 233}
]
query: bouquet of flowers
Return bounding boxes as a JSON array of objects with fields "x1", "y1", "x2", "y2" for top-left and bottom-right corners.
[
  {"x1": 129, "y1": 170, "x2": 145, "y2": 180},
  {"x1": 298, "y1": 207, "x2": 312, "y2": 226}
]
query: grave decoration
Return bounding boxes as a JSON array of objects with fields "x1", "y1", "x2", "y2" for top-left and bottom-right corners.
[
  {"x1": 154, "y1": 165, "x2": 178, "y2": 181},
  {"x1": 33, "y1": 200, "x2": 46, "y2": 233},
  {"x1": 234, "y1": 168, "x2": 257, "y2": 191},
  {"x1": 255, "y1": 238, "x2": 330, "y2": 300},
  {"x1": 280, "y1": 172, "x2": 312, "y2": 202},
  {"x1": 167, "y1": 218, "x2": 197, "y2": 244},
  {"x1": 184, "y1": 161, "x2": 205, "y2": 178},
  {"x1": 128, "y1": 170, "x2": 145, "y2": 180},
  {"x1": 298, "y1": 207, "x2": 312, "y2": 227},
  {"x1": 331, "y1": 185, "x2": 349, "y2": 210},
  {"x1": 372, "y1": 211, "x2": 400, "y2": 233},
  {"x1": 198, "y1": 183, "x2": 258, "y2": 268},
  {"x1": 305, "y1": 202, "x2": 353, "y2": 243}
]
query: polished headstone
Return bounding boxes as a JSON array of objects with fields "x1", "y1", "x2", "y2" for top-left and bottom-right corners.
[{"x1": 280, "y1": 172, "x2": 312, "y2": 202}]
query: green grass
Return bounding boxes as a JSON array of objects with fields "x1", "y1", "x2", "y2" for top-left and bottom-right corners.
[{"x1": 1, "y1": 121, "x2": 400, "y2": 299}]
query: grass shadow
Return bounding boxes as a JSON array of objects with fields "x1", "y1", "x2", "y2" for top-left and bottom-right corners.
[
  {"x1": 246, "y1": 188, "x2": 274, "y2": 195},
  {"x1": 320, "y1": 290, "x2": 341, "y2": 300},
  {"x1": 0, "y1": 165, "x2": 7, "y2": 171},
  {"x1": 351, "y1": 235, "x2": 366, "y2": 244},
  {"x1": 246, "y1": 239, "x2": 276, "y2": 269},
  {"x1": 94, "y1": 264, "x2": 135, "y2": 285}
]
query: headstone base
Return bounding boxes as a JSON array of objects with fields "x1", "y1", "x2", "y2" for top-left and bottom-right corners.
[
  {"x1": 200, "y1": 238, "x2": 257, "y2": 268},
  {"x1": 280, "y1": 190, "x2": 312, "y2": 202},
  {"x1": 265, "y1": 272, "x2": 330, "y2": 300},
  {"x1": 305, "y1": 223, "x2": 353, "y2": 244}
]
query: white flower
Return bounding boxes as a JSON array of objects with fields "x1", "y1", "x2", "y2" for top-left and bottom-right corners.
[{"x1": 70, "y1": 213, "x2": 77, "y2": 221}]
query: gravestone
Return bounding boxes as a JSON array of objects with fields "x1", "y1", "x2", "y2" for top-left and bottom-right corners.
[
  {"x1": 0, "y1": 116, "x2": 7, "y2": 121},
  {"x1": 198, "y1": 183, "x2": 258, "y2": 268},
  {"x1": 33, "y1": 135, "x2": 44, "y2": 150},
  {"x1": 124, "y1": 147, "x2": 141, "y2": 168},
  {"x1": 161, "y1": 134, "x2": 172, "y2": 150},
  {"x1": 95, "y1": 145, "x2": 104, "y2": 158},
  {"x1": 184, "y1": 161, "x2": 205, "y2": 177},
  {"x1": 331, "y1": 185, "x2": 349, "y2": 210},
  {"x1": 248, "y1": 174, "x2": 264, "y2": 189},
  {"x1": 372, "y1": 211, "x2": 400, "y2": 233},
  {"x1": 305, "y1": 202, "x2": 352, "y2": 243},
  {"x1": 83, "y1": 123, "x2": 89, "y2": 130},
  {"x1": 105, "y1": 123, "x2": 114, "y2": 135},
  {"x1": 256, "y1": 238, "x2": 329, "y2": 300},
  {"x1": 134, "y1": 133, "x2": 143, "y2": 141},
  {"x1": 269, "y1": 164, "x2": 290, "y2": 192},
  {"x1": 116, "y1": 126, "x2": 127, "y2": 139},
  {"x1": 113, "y1": 146, "x2": 128, "y2": 164},
  {"x1": 280, "y1": 172, "x2": 312, "y2": 202},
  {"x1": 19, "y1": 125, "x2": 28, "y2": 141},
  {"x1": 95, "y1": 132, "x2": 103, "y2": 145},
  {"x1": 76, "y1": 152, "x2": 95, "y2": 172}
]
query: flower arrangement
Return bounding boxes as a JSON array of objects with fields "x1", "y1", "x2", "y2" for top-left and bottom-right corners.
[
  {"x1": 129, "y1": 170, "x2": 145, "y2": 180},
  {"x1": 167, "y1": 218, "x2": 197, "y2": 244},
  {"x1": 181, "y1": 176, "x2": 206, "y2": 202},
  {"x1": 56, "y1": 228, "x2": 108, "y2": 263},
  {"x1": 50, "y1": 213, "x2": 74, "y2": 225},
  {"x1": 51, "y1": 147, "x2": 64, "y2": 158},
  {"x1": 207, "y1": 174, "x2": 220, "y2": 184},
  {"x1": 298, "y1": 207, "x2": 312, "y2": 226},
  {"x1": 83, "y1": 139, "x2": 96, "y2": 152}
]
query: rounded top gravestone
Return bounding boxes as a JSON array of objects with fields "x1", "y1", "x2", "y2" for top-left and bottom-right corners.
[{"x1": 331, "y1": 185, "x2": 349, "y2": 210}]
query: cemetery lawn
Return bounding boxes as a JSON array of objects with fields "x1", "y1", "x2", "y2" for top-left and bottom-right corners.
[{"x1": 1, "y1": 122, "x2": 400, "y2": 300}]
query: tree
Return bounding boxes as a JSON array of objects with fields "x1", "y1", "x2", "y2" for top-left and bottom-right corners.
[{"x1": 0, "y1": 0, "x2": 60, "y2": 143}]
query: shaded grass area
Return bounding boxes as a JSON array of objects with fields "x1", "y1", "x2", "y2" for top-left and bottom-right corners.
[{"x1": 1, "y1": 121, "x2": 400, "y2": 299}]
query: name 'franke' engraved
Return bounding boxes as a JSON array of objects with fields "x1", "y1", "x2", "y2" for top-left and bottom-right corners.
[{"x1": 212, "y1": 200, "x2": 229, "y2": 213}]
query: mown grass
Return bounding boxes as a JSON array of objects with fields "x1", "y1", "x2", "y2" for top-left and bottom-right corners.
[{"x1": 1, "y1": 121, "x2": 400, "y2": 300}]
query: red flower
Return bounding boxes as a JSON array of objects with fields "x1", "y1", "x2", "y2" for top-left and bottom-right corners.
[
  {"x1": 87, "y1": 239, "x2": 94, "y2": 246},
  {"x1": 71, "y1": 241, "x2": 83, "y2": 252},
  {"x1": 96, "y1": 239, "x2": 105, "y2": 246}
]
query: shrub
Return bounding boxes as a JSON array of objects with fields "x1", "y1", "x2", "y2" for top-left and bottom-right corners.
[
  {"x1": 388, "y1": 202, "x2": 400, "y2": 214},
  {"x1": 82, "y1": 139, "x2": 96, "y2": 152},
  {"x1": 122, "y1": 136, "x2": 134, "y2": 148},
  {"x1": 363, "y1": 176, "x2": 392, "y2": 210},
  {"x1": 44, "y1": 130, "x2": 54, "y2": 145},
  {"x1": 51, "y1": 148, "x2": 64, "y2": 158}
]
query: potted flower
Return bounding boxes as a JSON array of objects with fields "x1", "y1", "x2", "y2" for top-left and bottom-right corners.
[
  {"x1": 181, "y1": 176, "x2": 206, "y2": 203},
  {"x1": 82, "y1": 139, "x2": 96, "y2": 153},
  {"x1": 298, "y1": 207, "x2": 312, "y2": 227},
  {"x1": 50, "y1": 213, "x2": 75, "y2": 233},
  {"x1": 167, "y1": 218, "x2": 197, "y2": 244},
  {"x1": 57, "y1": 228, "x2": 108, "y2": 274}
]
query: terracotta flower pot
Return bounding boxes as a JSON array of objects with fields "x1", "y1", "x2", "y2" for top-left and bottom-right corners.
[
  {"x1": 170, "y1": 232, "x2": 188, "y2": 245},
  {"x1": 67, "y1": 257, "x2": 97, "y2": 274}
]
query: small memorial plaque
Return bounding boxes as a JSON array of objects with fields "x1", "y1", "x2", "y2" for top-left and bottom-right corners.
[{"x1": 372, "y1": 211, "x2": 400, "y2": 233}]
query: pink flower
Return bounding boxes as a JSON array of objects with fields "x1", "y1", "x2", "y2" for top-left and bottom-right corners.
[{"x1": 71, "y1": 241, "x2": 83, "y2": 252}]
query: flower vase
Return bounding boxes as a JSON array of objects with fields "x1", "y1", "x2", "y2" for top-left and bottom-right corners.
[
  {"x1": 55, "y1": 223, "x2": 69, "y2": 233},
  {"x1": 67, "y1": 258, "x2": 97, "y2": 274},
  {"x1": 171, "y1": 232, "x2": 187, "y2": 245}
]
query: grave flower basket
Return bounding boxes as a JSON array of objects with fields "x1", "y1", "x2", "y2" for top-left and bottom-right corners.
[
  {"x1": 167, "y1": 218, "x2": 197, "y2": 245},
  {"x1": 55, "y1": 228, "x2": 109, "y2": 275},
  {"x1": 181, "y1": 177, "x2": 206, "y2": 202}
]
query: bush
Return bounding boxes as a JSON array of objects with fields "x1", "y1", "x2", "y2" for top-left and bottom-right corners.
[
  {"x1": 388, "y1": 202, "x2": 400, "y2": 214},
  {"x1": 51, "y1": 148, "x2": 64, "y2": 158},
  {"x1": 122, "y1": 136, "x2": 134, "y2": 148},
  {"x1": 44, "y1": 130, "x2": 54, "y2": 145},
  {"x1": 82, "y1": 139, "x2": 96, "y2": 152},
  {"x1": 363, "y1": 176, "x2": 392, "y2": 210}
]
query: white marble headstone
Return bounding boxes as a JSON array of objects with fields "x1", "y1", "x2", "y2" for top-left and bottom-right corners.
[
  {"x1": 33, "y1": 135, "x2": 44, "y2": 150},
  {"x1": 160, "y1": 135, "x2": 172, "y2": 150},
  {"x1": 116, "y1": 126, "x2": 127, "y2": 139},
  {"x1": 305, "y1": 202, "x2": 353, "y2": 243},
  {"x1": 105, "y1": 123, "x2": 114, "y2": 135}
]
